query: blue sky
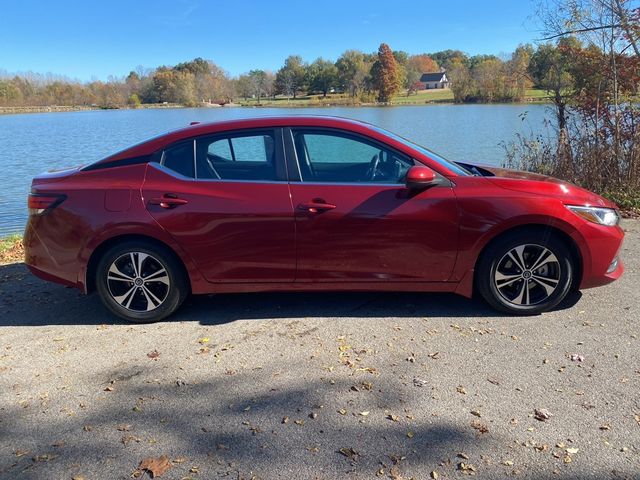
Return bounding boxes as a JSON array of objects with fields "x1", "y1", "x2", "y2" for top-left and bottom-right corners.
[{"x1": 0, "y1": 0, "x2": 539, "y2": 80}]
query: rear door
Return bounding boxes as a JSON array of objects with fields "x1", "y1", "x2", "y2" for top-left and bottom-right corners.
[
  {"x1": 285, "y1": 128, "x2": 459, "y2": 282},
  {"x1": 143, "y1": 128, "x2": 296, "y2": 283}
]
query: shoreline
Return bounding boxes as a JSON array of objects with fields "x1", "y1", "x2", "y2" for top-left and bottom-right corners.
[{"x1": 0, "y1": 98, "x2": 552, "y2": 116}]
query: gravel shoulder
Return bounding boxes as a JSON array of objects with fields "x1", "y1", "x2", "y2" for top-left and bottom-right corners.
[{"x1": 0, "y1": 221, "x2": 639, "y2": 480}]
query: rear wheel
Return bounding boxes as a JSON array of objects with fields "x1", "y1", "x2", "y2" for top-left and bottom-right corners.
[
  {"x1": 95, "y1": 241, "x2": 188, "y2": 322},
  {"x1": 476, "y1": 232, "x2": 574, "y2": 315}
]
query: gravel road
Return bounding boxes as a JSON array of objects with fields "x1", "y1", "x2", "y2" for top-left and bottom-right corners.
[{"x1": 0, "y1": 221, "x2": 638, "y2": 480}]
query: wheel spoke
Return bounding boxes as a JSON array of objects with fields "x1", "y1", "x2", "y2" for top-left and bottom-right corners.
[
  {"x1": 143, "y1": 268, "x2": 169, "y2": 285},
  {"x1": 495, "y1": 272, "x2": 522, "y2": 289},
  {"x1": 136, "y1": 253, "x2": 148, "y2": 278},
  {"x1": 513, "y1": 279, "x2": 531, "y2": 305},
  {"x1": 532, "y1": 252, "x2": 559, "y2": 272},
  {"x1": 108, "y1": 263, "x2": 134, "y2": 281},
  {"x1": 508, "y1": 245, "x2": 527, "y2": 271},
  {"x1": 114, "y1": 286, "x2": 136, "y2": 309},
  {"x1": 141, "y1": 285, "x2": 162, "y2": 311},
  {"x1": 531, "y1": 275, "x2": 559, "y2": 296},
  {"x1": 129, "y1": 252, "x2": 139, "y2": 277}
]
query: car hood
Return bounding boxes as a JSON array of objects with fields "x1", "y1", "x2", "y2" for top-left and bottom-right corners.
[{"x1": 476, "y1": 165, "x2": 617, "y2": 209}]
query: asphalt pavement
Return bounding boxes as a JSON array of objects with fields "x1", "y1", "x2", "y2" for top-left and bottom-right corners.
[{"x1": 0, "y1": 221, "x2": 638, "y2": 479}]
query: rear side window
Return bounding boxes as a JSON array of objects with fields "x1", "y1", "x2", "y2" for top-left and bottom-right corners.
[
  {"x1": 196, "y1": 131, "x2": 277, "y2": 181},
  {"x1": 161, "y1": 142, "x2": 194, "y2": 178}
]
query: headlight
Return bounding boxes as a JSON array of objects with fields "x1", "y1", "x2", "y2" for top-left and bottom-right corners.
[{"x1": 566, "y1": 205, "x2": 620, "y2": 226}]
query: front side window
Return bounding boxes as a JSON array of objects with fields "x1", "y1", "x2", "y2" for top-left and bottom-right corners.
[
  {"x1": 196, "y1": 131, "x2": 277, "y2": 181},
  {"x1": 292, "y1": 130, "x2": 413, "y2": 184}
]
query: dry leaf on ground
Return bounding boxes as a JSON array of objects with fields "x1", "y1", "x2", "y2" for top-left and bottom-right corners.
[{"x1": 139, "y1": 455, "x2": 172, "y2": 478}]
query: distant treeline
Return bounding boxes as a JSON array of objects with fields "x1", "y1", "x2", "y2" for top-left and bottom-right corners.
[{"x1": 0, "y1": 40, "x2": 635, "y2": 108}]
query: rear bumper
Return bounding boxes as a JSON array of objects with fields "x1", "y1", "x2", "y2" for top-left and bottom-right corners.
[{"x1": 23, "y1": 218, "x2": 84, "y2": 291}]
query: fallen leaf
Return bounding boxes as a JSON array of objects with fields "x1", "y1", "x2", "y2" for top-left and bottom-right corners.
[
  {"x1": 139, "y1": 455, "x2": 172, "y2": 478},
  {"x1": 430, "y1": 471, "x2": 439, "y2": 479},
  {"x1": 338, "y1": 409, "x2": 347, "y2": 415},
  {"x1": 282, "y1": 416, "x2": 289, "y2": 424},
  {"x1": 147, "y1": 350, "x2": 160, "y2": 359},
  {"x1": 117, "y1": 424, "x2": 132, "y2": 431},
  {"x1": 570, "y1": 353, "x2": 585, "y2": 362},
  {"x1": 471, "y1": 420, "x2": 489, "y2": 434},
  {"x1": 566, "y1": 447, "x2": 579, "y2": 454},
  {"x1": 359, "y1": 411, "x2": 370, "y2": 416},
  {"x1": 294, "y1": 419, "x2": 304, "y2": 425},
  {"x1": 51, "y1": 440, "x2": 64, "y2": 447},
  {"x1": 599, "y1": 424, "x2": 611, "y2": 431},
  {"x1": 456, "y1": 385, "x2": 467, "y2": 395},
  {"x1": 457, "y1": 462, "x2": 477, "y2": 474},
  {"x1": 387, "y1": 414, "x2": 400, "y2": 422},
  {"x1": 502, "y1": 460, "x2": 514, "y2": 466},
  {"x1": 104, "y1": 386, "x2": 114, "y2": 392},
  {"x1": 198, "y1": 337, "x2": 210, "y2": 344},
  {"x1": 13, "y1": 449, "x2": 29, "y2": 457},
  {"x1": 407, "y1": 431, "x2": 414, "y2": 438},
  {"x1": 534, "y1": 408, "x2": 552, "y2": 421},
  {"x1": 339, "y1": 447, "x2": 359, "y2": 461},
  {"x1": 470, "y1": 410, "x2": 481, "y2": 417}
]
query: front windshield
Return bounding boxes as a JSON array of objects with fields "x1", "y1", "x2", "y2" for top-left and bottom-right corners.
[{"x1": 370, "y1": 125, "x2": 471, "y2": 176}]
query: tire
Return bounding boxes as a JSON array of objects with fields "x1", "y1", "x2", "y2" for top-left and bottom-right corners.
[
  {"x1": 95, "y1": 241, "x2": 188, "y2": 323},
  {"x1": 476, "y1": 231, "x2": 574, "y2": 315}
]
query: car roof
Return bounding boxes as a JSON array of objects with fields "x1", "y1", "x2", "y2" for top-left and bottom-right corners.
[{"x1": 98, "y1": 115, "x2": 390, "y2": 164}]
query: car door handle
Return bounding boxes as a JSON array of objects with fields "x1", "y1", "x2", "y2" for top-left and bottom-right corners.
[
  {"x1": 297, "y1": 201, "x2": 336, "y2": 213},
  {"x1": 149, "y1": 195, "x2": 188, "y2": 209}
]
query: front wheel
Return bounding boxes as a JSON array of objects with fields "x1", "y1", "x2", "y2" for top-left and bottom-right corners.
[
  {"x1": 95, "y1": 241, "x2": 188, "y2": 322},
  {"x1": 476, "y1": 232, "x2": 574, "y2": 315}
]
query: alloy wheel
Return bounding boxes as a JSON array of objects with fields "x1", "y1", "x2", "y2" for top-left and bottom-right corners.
[
  {"x1": 106, "y1": 252, "x2": 170, "y2": 312},
  {"x1": 493, "y1": 244, "x2": 561, "y2": 306}
]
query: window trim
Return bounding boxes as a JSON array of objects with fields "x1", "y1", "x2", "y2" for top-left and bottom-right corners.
[
  {"x1": 284, "y1": 127, "x2": 416, "y2": 185},
  {"x1": 154, "y1": 128, "x2": 288, "y2": 183}
]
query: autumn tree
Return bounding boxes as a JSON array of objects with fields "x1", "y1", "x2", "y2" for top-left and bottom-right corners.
[{"x1": 371, "y1": 43, "x2": 400, "y2": 103}]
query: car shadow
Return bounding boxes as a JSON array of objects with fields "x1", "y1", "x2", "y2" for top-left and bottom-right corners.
[{"x1": 0, "y1": 262, "x2": 582, "y2": 327}]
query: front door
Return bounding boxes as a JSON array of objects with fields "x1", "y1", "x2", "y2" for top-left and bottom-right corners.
[
  {"x1": 287, "y1": 128, "x2": 459, "y2": 283},
  {"x1": 143, "y1": 129, "x2": 295, "y2": 283}
]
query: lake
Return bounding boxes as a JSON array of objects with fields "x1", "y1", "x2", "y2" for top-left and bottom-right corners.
[{"x1": 0, "y1": 104, "x2": 553, "y2": 236}]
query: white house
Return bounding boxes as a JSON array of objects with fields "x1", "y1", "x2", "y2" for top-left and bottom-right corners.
[{"x1": 419, "y1": 72, "x2": 450, "y2": 89}]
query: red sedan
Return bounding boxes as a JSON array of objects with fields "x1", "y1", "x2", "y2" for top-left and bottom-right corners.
[{"x1": 24, "y1": 116, "x2": 624, "y2": 322}]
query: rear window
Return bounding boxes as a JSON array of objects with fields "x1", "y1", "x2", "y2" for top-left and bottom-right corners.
[{"x1": 161, "y1": 142, "x2": 194, "y2": 178}]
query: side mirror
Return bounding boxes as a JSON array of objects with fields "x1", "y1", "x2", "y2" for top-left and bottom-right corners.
[{"x1": 405, "y1": 166, "x2": 440, "y2": 190}]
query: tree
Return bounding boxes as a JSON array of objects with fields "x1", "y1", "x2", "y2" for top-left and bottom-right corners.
[
  {"x1": 371, "y1": 43, "x2": 401, "y2": 103},
  {"x1": 234, "y1": 74, "x2": 253, "y2": 100},
  {"x1": 307, "y1": 58, "x2": 338, "y2": 97},
  {"x1": 275, "y1": 55, "x2": 307, "y2": 99},
  {"x1": 336, "y1": 50, "x2": 370, "y2": 98},
  {"x1": 248, "y1": 69, "x2": 267, "y2": 104},
  {"x1": 429, "y1": 50, "x2": 469, "y2": 70}
]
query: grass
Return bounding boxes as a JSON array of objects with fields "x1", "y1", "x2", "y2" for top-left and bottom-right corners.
[
  {"x1": 236, "y1": 88, "x2": 551, "y2": 107},
  {"x1": 0, "y1": 234, "x2": 24, "y2": 264}
]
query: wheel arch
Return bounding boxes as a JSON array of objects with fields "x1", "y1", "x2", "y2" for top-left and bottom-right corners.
[
  {"x1": 85, "y1": 234, "x2": 192, "y2": 294},
  {"x1": 473, "y1": 224, "x2": 583, "y2": 292}
]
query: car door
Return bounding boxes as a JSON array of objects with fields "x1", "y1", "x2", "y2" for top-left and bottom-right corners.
[
  {"x1": 285, "y1": 128, "x2": 459, "y2": 282},
  {"x1": 142, "y1": 128, "x2": 295, "y2": 283}
]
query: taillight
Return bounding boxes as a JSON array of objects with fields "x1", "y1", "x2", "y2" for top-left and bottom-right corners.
[{"x1": 28, "y1": 193, "x2": 66, "y2": 215}]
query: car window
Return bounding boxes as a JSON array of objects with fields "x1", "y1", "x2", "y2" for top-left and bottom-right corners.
[
  {"x1": 197, "y1": 132, "x2": 277, "y2": 181},
  {"x1": 292, "y1": 130, "x2": 413, "y2": 184},
  {"x1": 161, "y1": 142, "x2": 194, "y2": 178}
]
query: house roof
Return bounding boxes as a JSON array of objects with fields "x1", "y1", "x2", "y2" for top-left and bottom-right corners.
[{"x1": 420, "y1": 72, "x2": 447, "y2": 82}]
